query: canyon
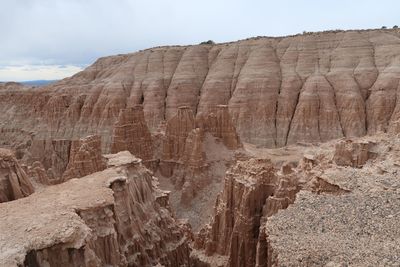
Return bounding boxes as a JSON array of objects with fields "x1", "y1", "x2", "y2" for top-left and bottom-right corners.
[{"x1": 1, "y1": 28, "x2": 400, "y2": 266}]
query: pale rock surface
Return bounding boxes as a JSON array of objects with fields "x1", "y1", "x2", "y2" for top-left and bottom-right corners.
[{"x1": 0, "y1": 151, "x2": 191, "y2": 267}]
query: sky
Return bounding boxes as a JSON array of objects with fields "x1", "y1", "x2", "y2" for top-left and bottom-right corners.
[{"x1": 1, "y1": 0, "x2": 399, "y2": 82}]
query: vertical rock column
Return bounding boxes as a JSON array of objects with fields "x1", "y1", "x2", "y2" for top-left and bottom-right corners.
[
  {"x1": 160, "y1": 106, "x2": 195, "y2": 177},
  {"x1": 0, "y1": 148, "x2": 34, "y2": 203},
  {"x1": 111, "y1": 105, "x2": 156, "y2": 169},
  {"x1": 62, "y1": 135, "x2": 106, "y2": 181}
]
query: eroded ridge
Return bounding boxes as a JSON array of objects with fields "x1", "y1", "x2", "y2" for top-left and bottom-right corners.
[
  {"x1": 0, "y1": 151, "x2": 191, "y2": 267},
  {"x1": 2, "y1": 29, "x2": 400, "y2": 151}
]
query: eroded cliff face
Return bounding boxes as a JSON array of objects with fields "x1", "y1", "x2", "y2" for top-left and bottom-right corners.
[
  {"x1": 159, "y1": 104, "x2": 242, "y2": 207},
  {"x1": 110, "y1": 105, "x2": 156, "y2": 169},
  {"x1": 0, "y1": 148, "x2": 34, "y2": 203},
  {"x1": 2, "y1": 29, "x2": 400, "y2": 152},
  {"x1": 62, "y1": 135, "x2": 107, "y2": 181},
  {"x1": 193, "y1": 158, "x2": 299, "y2": 267},
  {"x1": 0, "y1": 151, "x2": 191, "y2": 267}
]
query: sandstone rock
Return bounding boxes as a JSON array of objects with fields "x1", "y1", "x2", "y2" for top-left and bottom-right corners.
[
  {"x1": 196, "y1": 158, "x2": 299, "y2": 267},
  {"x1": 197, "y1": 105, "x2": 242, "y2": 149},
  {"x1": 28, "y1": 161, "x2": 51, "y2": 185},
  {"x1": 2, "y1": 30, "x2": 400, "y2": 151},
  {"x1": 160, "y1": 106, "x2": 195, "y2": 176},
  {"x1": 0, "y1": 151, "x2": 191, "y2": 267},
  {"x1": 179, "y1": 128, "x2": 209, "y2": 204},
  {"x1": 333, "y1": 139, "x2": 375, "y2": 167},
  {"x1": 0, "y1": 148, "x2": 34, "y2": 203},
  {"x1": 26, "y1": 139, "x2": 72, "y2": 179},
  {"x1": 62, "y1": 135, "x2": 106, "y2": 181},
  {"x1": 111, "y1": 106, "x2": 155, "y2": 168}
]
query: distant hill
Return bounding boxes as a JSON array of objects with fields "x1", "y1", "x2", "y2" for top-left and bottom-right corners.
[{"x1": 20, "y1": 80, "x2": 58, "y2": 86}]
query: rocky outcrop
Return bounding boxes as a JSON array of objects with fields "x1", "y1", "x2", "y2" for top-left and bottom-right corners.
[
  {"x1": 265, "y1": 135, "x2": 400, "y2": 266},
  {"x1": 28, "y1": 161, "x2": 52, "y2": 185},
  {"x1": 2, "y1": 29, "x2": 400, "y2": 151},
  {"x1": 62, "y1": 135, "x2": 106, "y2": 181},
  {"x1": 159, "y1": 105, "x2": 242, "y2": 205},
  {"x1": 26, "y1": 139, "x2": 72, "y2": 179},
  {"x1": 0, "y1": 151, "x2": 191, "y2": 267},
  {"x1": 160, "y1": 106, "x2": 196, "y2": 177},
  {"x1": 111, "y1": 106, "x2": 155, "y2": 168},
  {"x1": 197, "y1": 105, "x2": 242, "y2": 149},
  {"x1": 333, "y1": 139, "x2": 376, "y2": 167},
  {"x1": 195, "y1": 158, "x2": 299, "y2": 267},
  {"x1": 179, "y1": 128, "x2": 209, "y2": 204},
  {"x1": 0, "y1": 148, "x2": 34, "y2": 203}
]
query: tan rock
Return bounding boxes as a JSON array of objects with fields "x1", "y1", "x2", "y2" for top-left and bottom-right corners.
[
  {"x1": 111, "y1": 105, "x2": 155, "y2": 168},
  {"x1": 333, "y1": 139, "x2": 375, "y2": 168},
  {"x1": 62, "y1": 135, "x2": 106, "y2": 181},
  {"x1": 160, "y1": 106, "x2": 195, "y2": 176},
  {"x1": 198, "y1": 105, "x2": 242, "y2": 149},
  {"x1": 2, "y1": 30, "x2": 400, "y2": 150},
  {"x1": 197, "y1": 158, "x2": 299, "y2": 267},
  {"x1": 26, "y1": 139, "x2": 72, "y2": 178},
  {"x1": 0, "y1": 148, "x2": 34, "y2": 203},
  {"x1": 0, "y1": 151, "x2": 191, "y2": 267}
]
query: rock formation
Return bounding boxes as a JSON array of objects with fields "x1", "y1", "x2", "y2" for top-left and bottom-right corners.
[
  {"x1": 265, "y1": 134, "x2": 400, "y2": 266},
  {"x1": 333, "y1": 139, "x2": 376, "y2": 167},
  {"x1": 0, "y1": 148, "x2": 34, "y2": 203},
  {"x1": 2, "y1": 29, "x2": 400, "y2": 152},
  {"x1": 194, "y1": 158, "x2": 299, "y2": 267},
  {"x1": 197, "y1": 105, "x2": 242, "y2": 150},
  {"x1": 178, "y1": 128, "x2": 209, "y2": 203},
  {"x1": 0, "y1": 151, "x2": 191, "y2": 267},
  {"x1": 28, "y1": 161, "x2": 52, "y2": 185},
  {"x1": 2, "y1": 29, "x2": 400, "y2": 267},
  {"x1": 26, "y1": 139, "x2": 72, "y2": 179},
  {"x1": 111, "y1": 106, "x2": 155, "y2": 168},
  {"x1": 160, "y1": 106, "x2": 196, "y2": 176},
  {"x1": 62, "y1": 135, "x2": 106, "y2": 181}
]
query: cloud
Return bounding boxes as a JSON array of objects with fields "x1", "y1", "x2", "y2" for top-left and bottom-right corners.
[
  {"x1": 0, "y1": 65, "x2": 84, "y2": 82},
  {"x1": 0, "y1": 0, "x2": 399, "y2": 81}
]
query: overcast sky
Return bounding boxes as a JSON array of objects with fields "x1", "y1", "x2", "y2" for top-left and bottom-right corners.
[{"x1": 1, "y1": 0, "x2": 399, "y2": 81}]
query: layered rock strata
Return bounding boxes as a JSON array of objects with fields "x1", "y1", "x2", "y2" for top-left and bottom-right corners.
[
  {"x1": 195, "y1": 158, "x2": 299, "y2": 267},
  {"x1": 197, "y1": 105, "x2": 242, "y2": 150},
  {"x1": 111, "y1": 105, "x2": 156, "y2": 169},
  {"x1": 333, "y1": 139, "x2": 377, "y2": 167},
  {"x1": 0, "y1": 148, "x2": 34, "y2": 203},
  {"x1": 160, "y1": 105, "x2": 242, "y2": 204},
  {"x1": 2, "y1": 29, "x2": 400, "y2": 151},
  {"x1": 178, "y1": 128, "x2": 209, "y2": 204},
  {"x1": 26, "y1": 139, "x2": 72, "y2": 181},
  {"x1": 160, "y1": 106, "x2": 196, "y2": 177},
  {"x1": 62, "y1": 135, "x2": 106, "y2": 181},
  {"x1": 0, "y1": 151, "x2": 191, "y2": 267}
]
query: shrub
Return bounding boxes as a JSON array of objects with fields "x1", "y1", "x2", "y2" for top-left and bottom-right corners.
[{"x1": 200, "y1": 40, "x2": 215, "y2": 45}]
